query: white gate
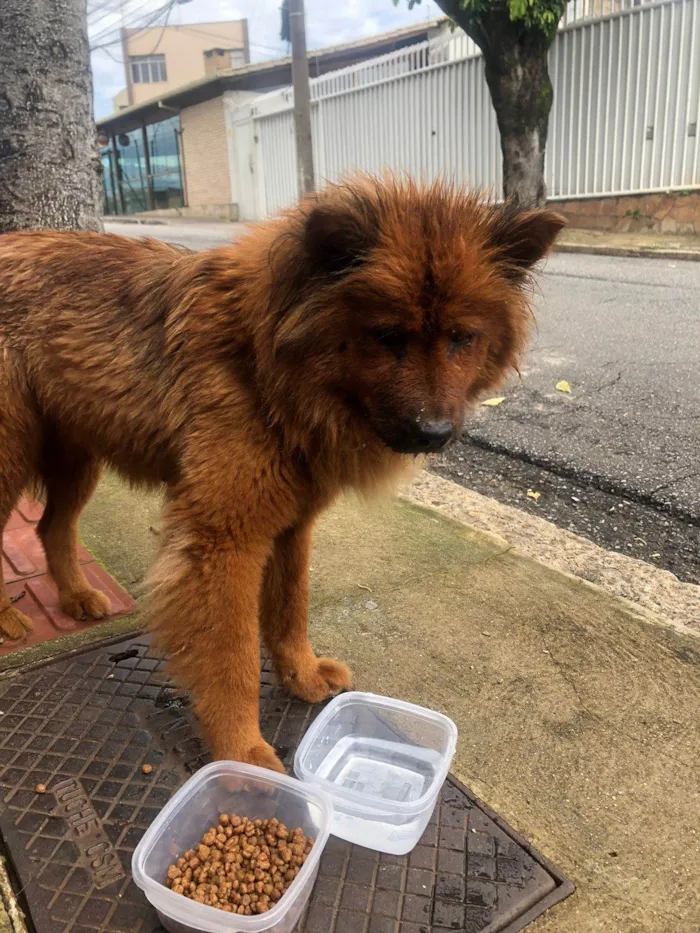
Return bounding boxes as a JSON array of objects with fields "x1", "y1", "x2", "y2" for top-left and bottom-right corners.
[
  {"x1": 233, "y1": 0, "x2": 700, "y2": 218},
  {"x1": 225, "y1": 100, "x2": 257, "y2": 222},
  {"x1": 549, "y1": 0, "x2": 700, "y2": 195}
]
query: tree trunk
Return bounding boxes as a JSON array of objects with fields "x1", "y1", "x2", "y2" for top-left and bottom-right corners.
[
  {"x1": 481, "y1": 32, "x2": 553, "y2": 207},
  {"x1": 0, "y1": 0, "x2": 102, "y2": 233},
  {"x1": 437, "y1": 1, "x2": 556, "y2": 207}
]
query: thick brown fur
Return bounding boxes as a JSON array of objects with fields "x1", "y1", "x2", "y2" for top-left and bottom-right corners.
[{"x1": 0, "y1": 176, "x2": 564, "y2": 770}]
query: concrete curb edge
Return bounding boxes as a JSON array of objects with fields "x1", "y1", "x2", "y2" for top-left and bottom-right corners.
[
  {"x1": 401, "y1": 473, "x2": 700, "y2": 640},
  {"x1": 554, "y1": 242, "x2": 700, "y2": 261}
]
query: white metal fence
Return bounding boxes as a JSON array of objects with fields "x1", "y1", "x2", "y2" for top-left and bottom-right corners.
[{"x1": 227, "y1": 0, "x2": 700, "y2": 219}]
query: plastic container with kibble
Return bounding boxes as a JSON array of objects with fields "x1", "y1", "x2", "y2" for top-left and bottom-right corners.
[
  {"x1": 131, "y1": 761, "x2": 332, "y2": 933},
  {"x1": 294, "y1": 692, "x2": 457, "y2": 855}
]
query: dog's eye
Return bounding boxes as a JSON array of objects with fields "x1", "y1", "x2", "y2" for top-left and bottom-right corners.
[
  {"x1": 449, "y1": 332, "x2": 475, "y2": 352},
  {"x1": 371, "y1": 328, "x2": 409, "y2": 359}
]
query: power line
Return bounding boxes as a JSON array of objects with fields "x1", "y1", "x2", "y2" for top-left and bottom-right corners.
[
  {"x1": 89, "y1": 0, "x2": 174, "y2": 51},
  {"x1": 91, "y1": 5, "x2": 285, "y2": 59},
  {"x1": 176, "y1": 23, "x2": 284, "y2": 55},
  {"x1": 100, "y1": 48, "x2": 124, "y2": 65},
  {"x1": 91, "y1": 3, "x2": 290, "y2": 84},
  {"x1": 88, "y1": 0, "x2": 122, "y2": 20},
  {"x1": 89, "y1": 1, "x2": 166, "y2": 44},
  {"x1": 178, "y1": 20, "x2": 279, "y2": 52},
  {"x1": 88, "y1": 0, "x2": 150, "y2": 33},
  {"x1": 90, "y1": 6, "x2": 153, "y2": 46},
  {"x1": 143, "y1": 0, "x2": 176, "y2": 55},
  {"x1": 88, "y1": 0, "x2": 124, "y2": 17}
]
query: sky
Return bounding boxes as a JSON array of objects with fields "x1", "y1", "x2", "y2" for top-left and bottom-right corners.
[{"x1": 90, "y1": 0, "x2": 441, "y2": 119}]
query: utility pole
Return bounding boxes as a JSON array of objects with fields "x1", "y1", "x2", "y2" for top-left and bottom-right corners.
[
  {"x1": 119, "y1": 0, "x2": 132, "y2": 107},
  {"x1": 288, "y1": 0, "x2": 315, "y2": 196}
]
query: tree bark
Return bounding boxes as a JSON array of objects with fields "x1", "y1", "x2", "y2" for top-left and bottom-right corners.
[
  {"x1": 437, "y1": 0, "x2": 556, "y2": 207},
  {"x1": 480, "y1": 26, "x2": 553, "y2": 206},
  {"x1": 0, "y1": 0, "x2": 102, "y2": 233}
]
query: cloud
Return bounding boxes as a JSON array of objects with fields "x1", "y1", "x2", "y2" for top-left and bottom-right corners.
[{"x1": 91, "y1": 0, "x2": 440, "y2": 118}]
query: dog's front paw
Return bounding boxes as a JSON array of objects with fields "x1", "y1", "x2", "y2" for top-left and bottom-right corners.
[
  {"x1": 0, "y1": 605, "x2": 33, "y2": 640},
  {"x1": 60, "y1": 587, "x2": 111, "y2": 621},
  {"x1": 279, "y1": 654, "x2": 352, "y2": 704},
  {"x1": 245, "y1": 742, "x2": 286, "y2": 773},
  {"x1": 212, "y1": 738, "x2": 286, "y2": 773}
]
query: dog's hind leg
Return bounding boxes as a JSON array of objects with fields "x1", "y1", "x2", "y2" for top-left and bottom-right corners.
[
  {"x1": 37, "y1": 438, "x2": 110, "y2": 621},
  {"x1": 260, "y1": 519, "x2": 352, "y2": 702},
  {"x1": 0, "y1": 364, "x2": 38, "y2": 639}
]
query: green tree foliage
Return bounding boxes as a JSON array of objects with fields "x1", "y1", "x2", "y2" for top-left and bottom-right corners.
[{"x1": 394, "y1": 0, "x2": 563, "y2": 41}]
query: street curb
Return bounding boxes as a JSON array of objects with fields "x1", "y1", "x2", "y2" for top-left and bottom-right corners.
[
  {"x1": 0, "y1": 855, "x2": 26, "y2": 933},
  {"x1": 403, "y1": 472, "x2": 700, "y2": 638},
  {"x1": 554, "y1": 242, "x2": 700, "y2": 261},
  {"x1": 103, "y1": 217, "x2": 167, "y2": 226},
  {"x1": 103, "y1": 217, "x2": 240, "y2": 227}
]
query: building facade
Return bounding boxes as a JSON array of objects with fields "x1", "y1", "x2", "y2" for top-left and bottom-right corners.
[
  {"x1": 97, "y1": 19, "x2": 444, "y2": 218},
  {"x1": 114, "y1": 20, "x2": 249, "y2": 110}
]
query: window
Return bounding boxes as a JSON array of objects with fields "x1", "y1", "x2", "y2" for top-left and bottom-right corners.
[
  {"x1": 130, "y1": 54, "x2": 167, "y2": 85},
  {"x1": 100, "y1": 116, "x2": 184, "y2": 216},
  {"x1": 147, "y1": 116, "x2": 185, "y2": 210}
]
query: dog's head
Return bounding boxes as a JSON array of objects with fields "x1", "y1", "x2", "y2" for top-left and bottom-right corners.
[{"x1": 262, "y1": 176, "x2": 564, "y2": 454}]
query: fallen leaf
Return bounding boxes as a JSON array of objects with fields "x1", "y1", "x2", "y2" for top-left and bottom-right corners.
[
  {"x1": 556, "y1": 380, "x2": 572, "y2": 394},
  {"x1": 527, "y1": 490, "x2": 541, "y2": 502},
  {"x1": 482, "y1": 396, "x2": 506, "y2": 407}
]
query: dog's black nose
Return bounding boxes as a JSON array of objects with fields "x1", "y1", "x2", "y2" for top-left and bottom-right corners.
[{"x1": 414, "y1": 420, "x2": 453, "y2": 451}]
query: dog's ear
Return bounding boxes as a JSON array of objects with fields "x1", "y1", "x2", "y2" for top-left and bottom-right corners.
[
  {"x1": 488, "y1": 205, "x2": 566, "y2": 279},
  {"x1": 303, "y1": 203, "x2": 377, "y2": 276}
]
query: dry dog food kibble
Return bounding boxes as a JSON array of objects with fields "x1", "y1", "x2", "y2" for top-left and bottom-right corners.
[{"x1": 165, "y1": 814, "x2": 314, "y2": 915}]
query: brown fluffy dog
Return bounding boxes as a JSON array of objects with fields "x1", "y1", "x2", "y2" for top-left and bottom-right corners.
[{"x1": 0, "y1": 177, "x2": 563, "y2": 771}]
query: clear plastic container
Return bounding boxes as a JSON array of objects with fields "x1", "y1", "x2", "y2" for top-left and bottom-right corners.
[
  {"x1": 131, "y1": 761, "x2": 332, "y2": 933},
  {"x1": 294, "y1": 692, "x2": 457, "y2": 855}
]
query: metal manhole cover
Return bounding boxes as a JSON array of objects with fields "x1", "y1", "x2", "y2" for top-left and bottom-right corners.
[{"x1": 0, "y1": 636, "x2": 573, "y2": 932}]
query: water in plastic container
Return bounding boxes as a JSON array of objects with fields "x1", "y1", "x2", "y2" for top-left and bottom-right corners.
[
  {"x1": 295, "y1": 692, "x2": 457, "y2": 855},
  {"x1": 317, "y1": 736, "x2": 441, "y2": 803}
]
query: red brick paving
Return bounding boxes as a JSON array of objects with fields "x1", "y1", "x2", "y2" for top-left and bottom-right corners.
[{"x1": 1, "y1": 498, "x2": 138, "y2": 656}]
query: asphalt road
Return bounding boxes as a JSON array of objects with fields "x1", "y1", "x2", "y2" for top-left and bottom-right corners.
[
  {"x1": 106, "y1": 220, "x2": 700, "y2": 581},
  {"x1": 466, "y1": 251, "x2": 700, "y2": 520},
  {"x1": 440, "y1": 249, "x2": 700, "y2": 583}
]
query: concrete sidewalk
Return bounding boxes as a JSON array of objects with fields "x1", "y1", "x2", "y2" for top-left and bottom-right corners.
[
  {"x1": 1, "y1": 472, "x2": 698, "y2": 933},
  {"x1": 556, "y1": 227, "x2": 700, "y2": 260}
]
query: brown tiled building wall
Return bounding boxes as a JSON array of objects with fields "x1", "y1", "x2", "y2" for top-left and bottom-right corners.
[
  {"x1": 551, "y1": 191, "x2": 700, "y2": 235},
  {"x1": 180, "y1": 97, "x2": 233, "y2": 213}
]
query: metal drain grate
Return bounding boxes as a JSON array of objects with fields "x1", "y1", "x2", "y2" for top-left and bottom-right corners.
[{"x1": 0, "y1": 636, "x2": 573, "y2": 932}]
